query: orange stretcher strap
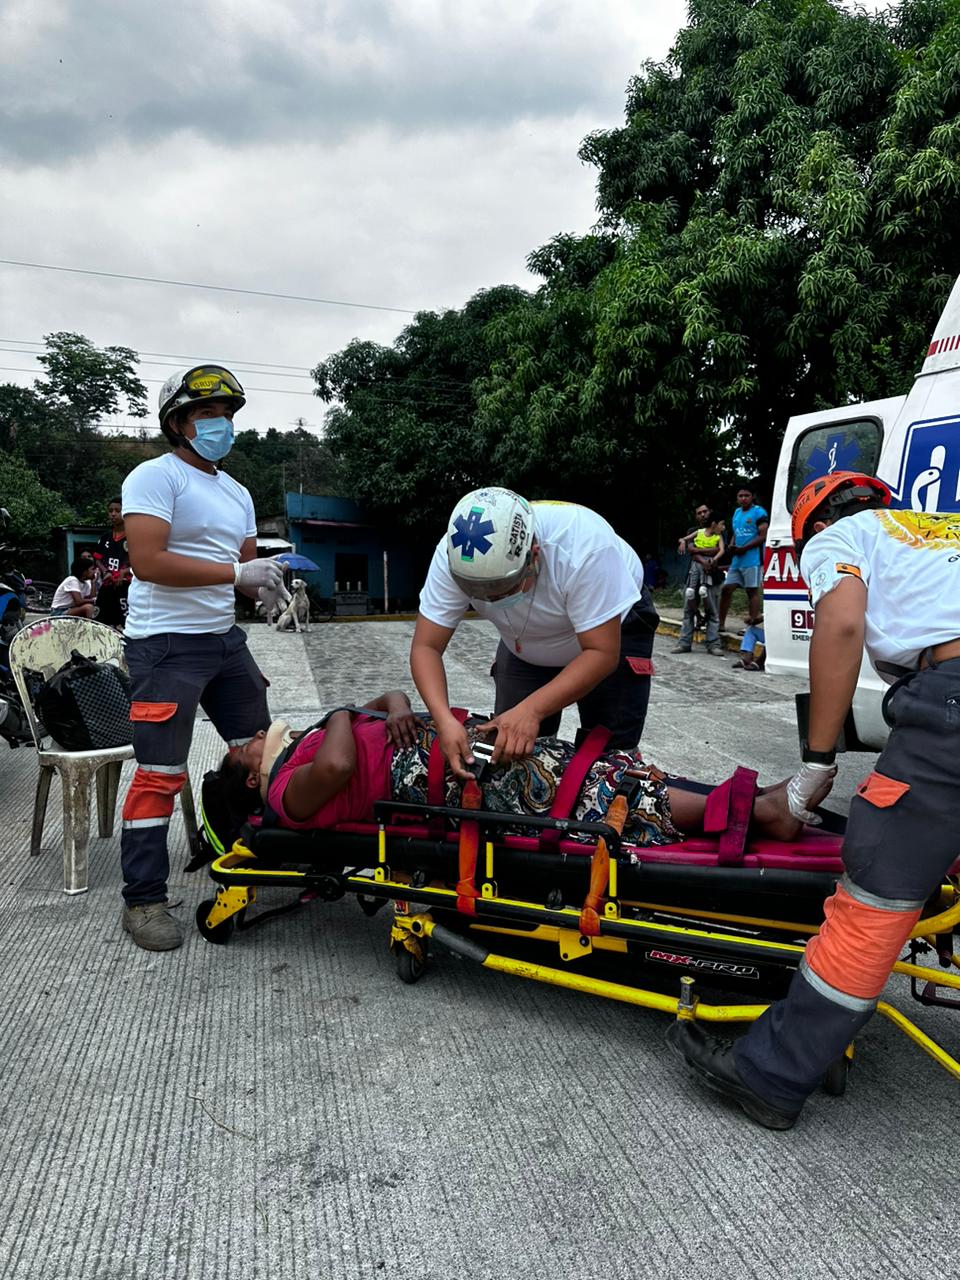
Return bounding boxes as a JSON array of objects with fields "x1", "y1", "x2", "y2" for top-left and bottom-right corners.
[
  {"x1": 456, "y1": 778, "x2": 483, "y2": 915},
  {"x1": 579, "y1": 793, "x2": 629, "y2": 937}
]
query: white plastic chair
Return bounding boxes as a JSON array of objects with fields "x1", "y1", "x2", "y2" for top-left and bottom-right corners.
[{"x1": 9, "y1": 617, "x2": 199, "y2": 895}]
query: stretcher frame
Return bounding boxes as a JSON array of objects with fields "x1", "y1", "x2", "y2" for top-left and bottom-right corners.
[{"x1": 196, "y1": 798, "x2": 960, "y2": 1086}]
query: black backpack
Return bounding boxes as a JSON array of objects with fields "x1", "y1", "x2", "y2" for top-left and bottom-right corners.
[{"x1": 35, "y1": 650, "x2": 134, "y2": 751}]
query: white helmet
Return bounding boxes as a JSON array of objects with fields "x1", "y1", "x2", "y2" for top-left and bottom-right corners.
[
  {"x1": 446, "y1": 487, "x2": 537, "y2": 599},
  {"x1": 158, "y1": 365, "x2": 246, "y2": 436}
]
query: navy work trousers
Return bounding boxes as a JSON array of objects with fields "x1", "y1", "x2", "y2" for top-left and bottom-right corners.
[
  {"x1": 734, "y1": 656, "x2": 960, "y2": 1111},
  {"x1": 120, "y1": 626, "x2": 271, "y2": 904}
]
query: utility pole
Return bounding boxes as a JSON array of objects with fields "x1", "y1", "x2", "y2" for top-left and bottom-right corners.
[{"x1": 291, "y1": 417, "x2": 310, "y2": 495}]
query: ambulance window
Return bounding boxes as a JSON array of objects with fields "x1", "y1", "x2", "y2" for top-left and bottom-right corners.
[{"x1": 787, "y1": 419, "x2": 882, "y2": 509}]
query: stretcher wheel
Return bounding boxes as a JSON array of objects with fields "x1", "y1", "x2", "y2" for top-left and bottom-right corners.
[
  {"x1": 358, "y1": 894, "x2": 385, "y2": 918},
  {"x1": 195, "y1": 899, "x2": 239, "y2": 945},
  {"x1": 822, "y1": 1054, "x2": 849, "y2": 1097},
  {"x1": 395, "y1": 942, "x2": 426, "y2": 985}
]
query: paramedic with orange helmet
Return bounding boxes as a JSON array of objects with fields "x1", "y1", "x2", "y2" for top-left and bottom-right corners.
[
  {"x1": 411, "y1": 488, "x2": 658, "y2": 779},
  {"x1": 668, "y1": 470, "x2": 960, "y2": 1127}
]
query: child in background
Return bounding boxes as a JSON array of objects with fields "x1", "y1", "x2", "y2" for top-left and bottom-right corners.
[
  {"x1": 673, "y1": 513, "x2": 726, "y2": 656},
  {"x1": 733, "y1": 618, "x2": 765, "y2": 671}
]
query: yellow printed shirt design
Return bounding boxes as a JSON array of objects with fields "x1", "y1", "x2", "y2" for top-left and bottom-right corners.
[
  {"x1": 800, "y1": 507, "x2": 960, "y2": 670},
  {"x1": 875, "y1": 510, "x2": 960, "y2": 550}
]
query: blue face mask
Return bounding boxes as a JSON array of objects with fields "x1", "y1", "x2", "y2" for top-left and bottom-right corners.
[
  {"x1": 190, "y1": 416, "x2": 234, "y2": 461},
  {"x1": 483, "y1": 588, "x2": 526, "y2": 610}
]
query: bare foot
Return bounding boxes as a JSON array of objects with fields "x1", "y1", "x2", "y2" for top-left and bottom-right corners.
[
  {"x1": 754, "y1": 770, "x2": 835, "y2": 840},
  {"x1": 757, "y1": 777, "x2": 791, "y2": 797},
  {"x1": 753, "y1": 788, "x2": 804, "y2": 841}
]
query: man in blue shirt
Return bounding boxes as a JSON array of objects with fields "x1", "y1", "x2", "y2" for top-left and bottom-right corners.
[{"x1": 718, "y1": 483, "x2": 768, "y2": 632}]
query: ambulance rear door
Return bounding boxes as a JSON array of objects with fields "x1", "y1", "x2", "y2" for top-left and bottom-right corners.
[{"x1": 765, "y1": 398, "x2": 900, "y2": 683}]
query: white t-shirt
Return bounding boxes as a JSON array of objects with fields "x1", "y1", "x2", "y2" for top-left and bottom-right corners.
[
  {"x1": 52, "y1": 576, "x2": 93, "y2": 610},
  {"x1": 801, "y1": 508, "x2": 960, "y2": 670},
  {"x1": 419, "y1": 501, "x2": 644, "y2": 667},
  {"x1": 122, "y1": 453, "x2": 256, "y2": 638}
]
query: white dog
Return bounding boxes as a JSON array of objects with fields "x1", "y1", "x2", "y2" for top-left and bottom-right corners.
[
  {"x1": 257, "y1": 580, "x2": 292, "y2": 627},
  {"x1": 275, "y1": 578, "x2": 311, "y2": 633}
]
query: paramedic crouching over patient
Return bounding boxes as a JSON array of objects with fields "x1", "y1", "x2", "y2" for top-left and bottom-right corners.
[
  {"x1": 668, "y1": 470, "x2": 960, "y2": 1128},
  {"x1": 119, "y1": 365, "x2": 284, "y2": 952},
  {"x1": 410, "y1": 488, "x2": 658, "y2": 779}
]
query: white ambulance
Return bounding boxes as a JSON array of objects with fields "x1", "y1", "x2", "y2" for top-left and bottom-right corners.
[{"x1": 765, "y1": 273, "x2": 960, "y2": 748}]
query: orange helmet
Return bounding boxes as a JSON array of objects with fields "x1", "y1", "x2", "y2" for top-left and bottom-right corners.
[{"x1": 791, "y1": 471, "x2": 891, "y2": 549}]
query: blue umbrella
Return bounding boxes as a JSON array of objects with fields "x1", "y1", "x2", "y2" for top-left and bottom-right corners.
[{"x1": 275, "y1": 552, "x2": 320, "y2": 572}]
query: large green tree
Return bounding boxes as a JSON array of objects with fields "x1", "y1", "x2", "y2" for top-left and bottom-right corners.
[
  {"x1": 477, "y1": 0, "x2": 960, "y2": 532},
  {"x1": 314, "y1": 286, "x2": 528, "y2": 527},
  {"x1": 36, "y1": 332, "x2": 147, "y2": 423}
]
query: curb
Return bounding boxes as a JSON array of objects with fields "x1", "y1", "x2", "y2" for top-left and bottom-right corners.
[{"x1": 656, "y1": 617, "x2": 746, "y2": 653}]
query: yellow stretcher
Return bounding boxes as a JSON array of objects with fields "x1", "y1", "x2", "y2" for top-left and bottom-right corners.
[{"x1": 196, "y1": 796, "x2": 960, "y2": 1090}]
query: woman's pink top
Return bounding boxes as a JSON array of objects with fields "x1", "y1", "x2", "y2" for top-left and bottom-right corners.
[{"x1": 267, "y1": 717, "x2": 393, "y2": 829}]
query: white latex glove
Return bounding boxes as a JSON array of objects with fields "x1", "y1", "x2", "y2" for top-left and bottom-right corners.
[
  {"x1": 786, "y1": 761, "x2": 838, "y2": 825},
  {"x1": 234, "y1": 556, "x2": 284, "y2": 593},
  {"x1": 257, "y1": 580, "x2": 291, "y2": 613}
]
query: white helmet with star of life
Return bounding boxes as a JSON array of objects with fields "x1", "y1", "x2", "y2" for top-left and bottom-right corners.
[{"x1": 446, "y1": 487, "x2": 537, "y2": 600}]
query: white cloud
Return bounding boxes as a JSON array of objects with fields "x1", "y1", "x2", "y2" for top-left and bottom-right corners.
[{"x1": 0, "y1": 0, "x2": 681, "y2": 432}]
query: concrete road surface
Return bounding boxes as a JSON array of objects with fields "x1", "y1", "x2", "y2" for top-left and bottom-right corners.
[{"x1": 0, "y1": 621, "x2": 954, "y2": 1280}]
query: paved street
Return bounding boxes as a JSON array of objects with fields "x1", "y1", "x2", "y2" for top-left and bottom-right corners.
[{"x1": 0, "y1": 620, "x2": 955, "y2": 1280}]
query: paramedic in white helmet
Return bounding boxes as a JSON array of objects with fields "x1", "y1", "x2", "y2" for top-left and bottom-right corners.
[
  {"x1": 118, "y1": 365, "x2": 285, "y2": 953},
  {"x1": 411, "y1": 488, "x2": 658, "y2": 779}
]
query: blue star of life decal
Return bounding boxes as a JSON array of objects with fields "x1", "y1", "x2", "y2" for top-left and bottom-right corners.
[
  {"x1": 804, "y1": 433, "x2": 861, "y2": 485},
  {"x1": 451, "y1": 506, "x2": 496, "y2": 561}
]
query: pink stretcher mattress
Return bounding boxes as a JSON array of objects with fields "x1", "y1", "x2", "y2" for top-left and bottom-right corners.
[{"x1": 324, "y1": 821, "x2": 856, "y2": 874}]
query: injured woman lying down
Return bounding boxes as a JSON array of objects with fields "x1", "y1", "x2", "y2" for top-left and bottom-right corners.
[{"x1": 207, "y1": 690, "x2": 831, "y2": 852}]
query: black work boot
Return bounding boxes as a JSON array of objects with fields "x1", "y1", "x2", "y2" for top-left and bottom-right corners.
[{"x1": 665, "y1": 1021, "x2": 800, "y2": 1130}]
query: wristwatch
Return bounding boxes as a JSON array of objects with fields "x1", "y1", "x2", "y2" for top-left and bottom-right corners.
[{"x1": 801, "y1": 741, "x2": 837, "y2": 766}]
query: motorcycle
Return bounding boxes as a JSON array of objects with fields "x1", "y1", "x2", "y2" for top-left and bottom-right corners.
[{"x1": 0, "y1": 510, "x2": 38, "y2": 747}]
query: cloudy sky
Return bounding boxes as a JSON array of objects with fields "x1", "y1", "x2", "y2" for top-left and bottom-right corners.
[{"x1": 0, "y1": 0, "x2": 688, "y2": 436}]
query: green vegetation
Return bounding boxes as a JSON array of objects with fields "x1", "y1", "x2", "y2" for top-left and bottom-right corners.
[
  {"x1": 4, "y1": 0, "x2": 960, "y2": 557},
  {"x1": 316, "y1": 0, "x2": 960, "y2": 544}
]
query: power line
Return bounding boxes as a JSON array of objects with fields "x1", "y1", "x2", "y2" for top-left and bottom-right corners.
[
  {"x1": 0, "y1": 347, "x2": 313, "y2": 381},
  {"x1": 0, "y1": 364, "x2": 471, "y2": 413},
  {"x1": 0, "y1": 338, "x2": 481, "y2": 394},
  {"x1": 0, "y1": 335, "x2": 312, "y2": 371},
  {"x1": 0, "y1": 364, "x2": 320, "y2": 396},
  {"x1": 0, "y1": 258, "x2": 418, "y2": 316}
]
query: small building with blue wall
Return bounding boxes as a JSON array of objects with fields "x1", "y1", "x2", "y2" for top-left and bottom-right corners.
[{"x1": 284, "y1": 493, "x2": 426, "y2": 613}]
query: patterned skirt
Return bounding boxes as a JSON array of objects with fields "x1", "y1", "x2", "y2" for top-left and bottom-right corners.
[{"x1": 389, "y1": 717, "x2": 679, "y2": 848}]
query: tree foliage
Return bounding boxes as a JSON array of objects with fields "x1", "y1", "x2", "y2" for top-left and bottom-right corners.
[
  {"x1": 224, "y1": 425, "x2": 341, "y2": 514},
  {"x1": 37, "y1": 332, "x2": 148, "y2": 423},
  {"x1": 0, "y1": 452, "x2": 74, "y2": 545},
  {"x1": 314, "y1": 286, "x2": 528, "y2": 526},
  {"x1": 322, "y1": 0, "x2": 960, "y2": 546},
  {"x1": 553, "y1": 0, "x2": 960, "y2": 488},
  {"x1": 0, "y1": 336, "x2": 340, "y2": 565}
]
